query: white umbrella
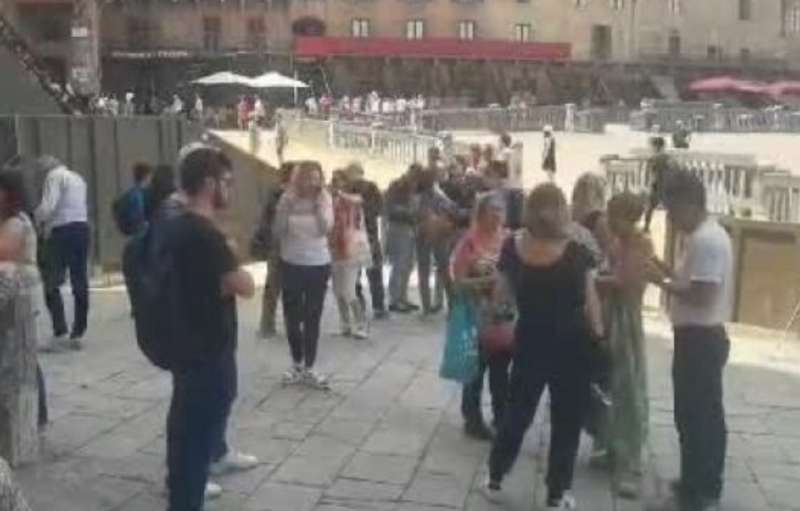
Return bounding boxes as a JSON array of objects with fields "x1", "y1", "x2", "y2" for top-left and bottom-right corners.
[
  {"x1": 248, "y1": 71, "x2": 308, "y2": 89},
  {"x1": 192, "y1": 71, "x2": 252, "y2": 86}
]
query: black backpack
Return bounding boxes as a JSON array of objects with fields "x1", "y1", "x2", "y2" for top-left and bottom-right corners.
[
  {"x1": 113, "y1": 188, "x2": 145, "y2": 236},
  {"x1": 122, "y1": 198, "x2": 187, "y2": 369}
]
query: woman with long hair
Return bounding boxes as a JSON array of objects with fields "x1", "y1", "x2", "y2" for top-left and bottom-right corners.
[
  {"x1": 451, "y1": 192, "x2": 511, "y2": 440},
  {"x1": 600, "y1": 192, "x2": 653, "y2": 499},
  {"x1": 0, "y1": 169, "x2": 48, "y2": 429},
  {"x1": 329, "y1": 169, "x2": 370, "y2": 339},
  {"x1": 484, "y1": 183, "x2": 603, "y2": 509},
  {"x1": 273, "y1": 161, "x2": 334, "y2": 389}
]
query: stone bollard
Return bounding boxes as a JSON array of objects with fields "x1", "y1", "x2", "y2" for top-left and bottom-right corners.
[
  {"x1": 0, "y1": 457, "x2": 32, "y2": 511},
  {"x1": 0, "y1": 265, "x2": 39, "y2": 466}
]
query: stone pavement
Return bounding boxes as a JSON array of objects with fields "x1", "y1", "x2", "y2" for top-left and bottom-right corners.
[{"x1": 13, "y1": 267, "x2": 800, "y2": 511}]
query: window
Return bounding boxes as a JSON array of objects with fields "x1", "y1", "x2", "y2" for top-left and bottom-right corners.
[
  {"x1": 787, "y1": 1, "x2": 800, "y2": 33},
  {"x1": 669, "y1": 0, "x2": 681, "y2": 15},
  {"x1": 406, "y1": 19, "x2": 425, "y2": 39},
  {"x1": 352, "y1": 18, "x2": 370, "y2": 38},
  {"x1": 246, "y1": 17, "x2": 266, "y2": 49},
  {"x1": 740, "y1": 48, "x2": 751, "y2": 61},
  {"x1": 739, "y1": 0, "x2": 752, "y2": 20},
  {"x1": 707, "y1": 45, "x2": 720, "y2": 59},
  {"x1": 575, "y1": 0, "x2": 588, "y2": 7},
  {"x1": 668, "y1": 30, "x2": 681, "y2": 56},
  {"x1": 514, "y1": 23, "x2": 532, "y2": 42},
  {"x1": 610, "y1": 0, "x2": 624, "y2": 9},
  {"x1": 458, "y1": 20, "x2": 476, "y2": 40},
  {"x1": 203, "y1": 16, "x2": 222, "y2": 51}
]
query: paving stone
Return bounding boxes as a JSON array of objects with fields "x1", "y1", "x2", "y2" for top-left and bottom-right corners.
[
  {"x1": 245, "y1": 482, "x2": 322, "y2": 511},
  {"x1": 341, "y1": 452, "x2": 419, "y2": 486},
  {"x1": 324, "y1": 478, "x2": 404, "y2": 502},
  {"x1": 272, "y1": 455, "x2": 350, "y2": 487},
  {"x1": 315, "y1": 418, "x2": 378, "y2": 446},
  {"x1": 403, "y1": 471, "x2": 472, "y2": 508},
  {"x1": 759, "y1": 477, "x2": 800, "y2": 510}
]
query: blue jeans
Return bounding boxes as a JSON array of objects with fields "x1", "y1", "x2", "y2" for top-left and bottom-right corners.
[
  {"x1": 43, "y1": 222, "x2": 90, "y2": 338},
  {"x1": 167, "y1": 350, "x2": 236, "y2": 511}
]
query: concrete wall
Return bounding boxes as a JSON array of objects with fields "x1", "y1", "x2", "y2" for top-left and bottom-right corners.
[{"x1": 4, "y1": 115, "x2": 203, "y2": 268}]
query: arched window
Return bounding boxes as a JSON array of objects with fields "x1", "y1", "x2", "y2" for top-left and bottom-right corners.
[{"x1": 292, "y1": 17, "x2": 326, "y2": 37}]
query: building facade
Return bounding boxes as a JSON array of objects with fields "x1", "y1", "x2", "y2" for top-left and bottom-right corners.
[{"x1": 5, "y1": 0, "x2": 800, "y2": 104}]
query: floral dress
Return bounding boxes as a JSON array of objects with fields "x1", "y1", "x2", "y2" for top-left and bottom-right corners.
[{"x1": 607, "y1": 233, "x2": 652, "y2": 474}]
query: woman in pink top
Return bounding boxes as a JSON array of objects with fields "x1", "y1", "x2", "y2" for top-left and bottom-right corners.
[
  {"x1": 330, "y1": 170, "x2": 371, "y2": 339},
  {"x1": 451, "y1": 192, "x2": 511, "y2": 440}
]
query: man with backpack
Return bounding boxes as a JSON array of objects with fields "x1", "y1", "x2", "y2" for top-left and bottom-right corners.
[
  {"x1": 125, "y1": 144, "x2": 258, "y2": 510},
  {"x1": 113, "y1": 162, "x2": 152, "y2": 237}
]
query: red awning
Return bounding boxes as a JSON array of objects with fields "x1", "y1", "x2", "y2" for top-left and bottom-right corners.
[
  {"x1": 689, "y1": 76, "x2": 769, "y2": 94},
  {"x1": 767, "y1": 81, "x2": 800, "y2": 97},
  {"x1": 294, "y1": 36, "x2": 571, "y2": 62}
]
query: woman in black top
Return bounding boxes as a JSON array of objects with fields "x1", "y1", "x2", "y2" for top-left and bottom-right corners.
[{"x1": 484, "y1": 183, "x2": 603, "y2": 510}]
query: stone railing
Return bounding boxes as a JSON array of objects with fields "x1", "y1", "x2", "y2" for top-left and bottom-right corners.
[
  {"x1": 630, "y1": 104, "x2": 800, "y2": 133},
  {"x1": 284, "y1": 114, "x2": 450, "y2": 167},
  {"x1": 601, "y1": 150, "x2": 788, "y2": 220}
]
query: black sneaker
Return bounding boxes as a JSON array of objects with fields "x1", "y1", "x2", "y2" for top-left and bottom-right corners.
[
  {"x1": 389, "y1": 303, "x2": 411, "y2": 314},
  {"x1": 464, "y1": 420, "x2": 494, "y2": 441},
  {"x1": 403, "y1": 301, "x2": 420, "y2": 311}
]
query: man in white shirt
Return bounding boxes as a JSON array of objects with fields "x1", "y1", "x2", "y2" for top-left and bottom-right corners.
[
  {"x1": 35, "y1": 156, "x2": 91, "y2": 351},
  {"x1": 650, "y1": 171, "x2": 733, "y2": 511}
]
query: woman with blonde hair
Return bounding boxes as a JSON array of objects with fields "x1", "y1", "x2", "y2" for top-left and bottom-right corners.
[
  {"x1": 450, "y1": 191, "x2": 511, "y2": 440},
  {"x1": 598, "y1": 192, "x2": 653, "y2": 499},
  {"x1": 484, "y1": 183, "x2": 603, "y2": 509},
  {"x1": 274, "y1": 161, "x2": 334, "y2": 389}
]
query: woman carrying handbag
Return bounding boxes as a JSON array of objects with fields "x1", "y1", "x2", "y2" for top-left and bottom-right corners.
[{"x1": 449, "y1": 192, "x2": 513, "y2": 441}]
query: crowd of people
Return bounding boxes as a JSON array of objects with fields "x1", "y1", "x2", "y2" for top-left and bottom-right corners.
[{"x1": 0, "y1": 121, "x2": 732, "y2": 511}]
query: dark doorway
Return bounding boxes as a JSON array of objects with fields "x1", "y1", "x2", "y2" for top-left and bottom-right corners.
[{"x1": 591, "y1": 25, "x2": 612, "y2": 61}]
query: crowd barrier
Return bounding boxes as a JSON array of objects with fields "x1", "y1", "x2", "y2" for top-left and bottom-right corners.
[{"x1": 418, "y1": 105, "x2": 567, "y2": 133}]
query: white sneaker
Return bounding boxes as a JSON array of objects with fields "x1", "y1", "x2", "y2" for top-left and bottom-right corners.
[
  {"x1": 281, "y1": 365, "x2": 304, "y2": 385},
  {"x1": 352, "y1": 327, "x2": 369, "y2": 340},
  {"x1": 38, "y1": 335, "x2": 69, "y2": 353},
  {"x1": 479, "y1": 477, "x2": 504, "y2": 504},
  {"x1": 302, "y1": 369, "x2": 330, "y2": 390},
  {"x1": 547, "y1": 494, "x2": 577, "y2": 509},
  {"x1": 204, "y1": 481, "x2": 223, "y2": 500},
  {"x1": 209, "y1": 450, "x2": 259, "y2": 476}
]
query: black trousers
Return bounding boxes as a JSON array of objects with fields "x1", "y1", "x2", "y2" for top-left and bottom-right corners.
[
  {"x1": 356, "y1": 263, "x2": 386, "y2": 313},
  {"x1": 37, "y1": 363, "x2": 48, "y2": 427},
  {"x1": 43, "y1": 222, "x2": 90, "y2": 338},
  {"x1": 167, "y1": 350, "x2": 237, "y2": 511},
  {"x1": 461, "y1": 350, "x2": 511, "y2": 425},
  {"x1": 280, "y1": 262, "x2": 331, "y2": 368},
  {"x1": 504, "y1": 189, "x2": 524, "y2": 230},
  {"x1": 644, "y1": 186, "x2": 661, "y2": 232},
  {"x1": 489, "y1": 346, "x2": 589, "y2": 500},
  {"x1": 673, "y1": 326, "x2": 730, "y2": 500}
]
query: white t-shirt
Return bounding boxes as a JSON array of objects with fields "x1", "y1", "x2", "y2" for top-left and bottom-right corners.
[
  {"x1": 670, "y1": 218, "x2": 734, "y2": 327},
  {"x1": 498, "y1": 145, "x2": 523, "y2": 190}
]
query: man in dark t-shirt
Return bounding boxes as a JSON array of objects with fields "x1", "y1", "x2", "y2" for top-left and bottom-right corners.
[{"x1": 165, "y1": 144, "x2": 257, "y2": 511}]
